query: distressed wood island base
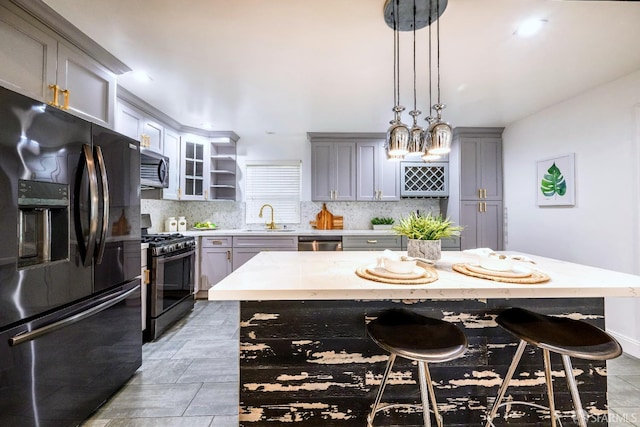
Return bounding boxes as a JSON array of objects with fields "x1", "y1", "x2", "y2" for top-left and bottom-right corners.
[
  {"x1": 210, "y1": 251, "x2": 640, "y2": 426},
  {"x1": 240, "y1": 298, "x2": 608, "y2": 426}
]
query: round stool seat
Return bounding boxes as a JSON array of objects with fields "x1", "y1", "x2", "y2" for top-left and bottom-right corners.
[
  {"x1": 367, "y1": 308, "x2": 467, "y2": 362},
  {"x1": 496, "y1": 307, "x2": 622, "y2": 360}
]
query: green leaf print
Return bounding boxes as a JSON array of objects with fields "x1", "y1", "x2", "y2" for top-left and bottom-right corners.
[{"x1": 540, "y1": 162, "x2": 567, "y2": 197}]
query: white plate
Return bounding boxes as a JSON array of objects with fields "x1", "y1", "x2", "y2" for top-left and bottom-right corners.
[
  {"x1": 366, "y1": 264, "x2": 428, "y2": 280},
  {"x1": 466, "y1": 263, "x2": 532, "y2": 278}
]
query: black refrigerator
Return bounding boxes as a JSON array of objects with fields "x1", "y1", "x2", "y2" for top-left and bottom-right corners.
[{"x1": 0, "y1": 86, "x2": 142, "y2": 426}]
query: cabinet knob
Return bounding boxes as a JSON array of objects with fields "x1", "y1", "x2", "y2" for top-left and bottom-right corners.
[{"x1": 209, "y1": 240, "x2": 223, "y2": 245}]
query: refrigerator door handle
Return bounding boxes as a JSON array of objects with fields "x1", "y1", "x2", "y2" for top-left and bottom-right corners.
[
  {"x1": 94, "y1": 145, "x2": 109, "y2": 264},
  {"x1": 77, "y1": 143, "x2": 99, "y2": 267},
  {"x1": 8, "y1": 284, "x2": 139, "y2": 347}
]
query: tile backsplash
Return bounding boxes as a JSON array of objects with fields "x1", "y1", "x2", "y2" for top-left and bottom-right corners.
[{"x1": 141, "y1": 199, "x2": 443, "y2": 232}]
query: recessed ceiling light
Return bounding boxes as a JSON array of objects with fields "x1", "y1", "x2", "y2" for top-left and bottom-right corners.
[
  {"x1": 514, "y1": 18, "x2": 547, "y2": 38},
  {"x1": 131, "y1": 70, "x2": 153, "y2": 83}
]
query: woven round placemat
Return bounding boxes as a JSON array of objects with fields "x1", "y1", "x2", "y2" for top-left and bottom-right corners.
[
  {"x1": 452, "y1": 263, "x2": 550, "y2": 284},
  {"x1": 355, "y1": 265, "x2": 438, "y2": 285}
]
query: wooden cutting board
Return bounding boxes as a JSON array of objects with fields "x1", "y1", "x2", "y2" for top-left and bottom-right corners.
[{"x1": 315, "y1": 203, "x2": 334, "y2": 230}]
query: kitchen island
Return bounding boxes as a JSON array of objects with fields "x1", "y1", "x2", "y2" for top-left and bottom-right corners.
[{"x1": 209, "y1": 251, "x2": 640, "y2": 426}]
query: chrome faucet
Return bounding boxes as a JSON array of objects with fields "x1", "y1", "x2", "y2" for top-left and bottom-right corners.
[{"x1": 258, "y1": 204, "x2": 276, "y2": 229}]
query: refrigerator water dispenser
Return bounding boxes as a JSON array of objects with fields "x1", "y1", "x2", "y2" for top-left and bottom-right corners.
[{"x1": 18, "y1": 180, "x2": 69, "y2": 268}]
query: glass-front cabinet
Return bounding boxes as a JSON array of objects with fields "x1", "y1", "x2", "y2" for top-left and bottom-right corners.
[{"x1": 180, "y1": 134, "x2": 209, "y2": 200}]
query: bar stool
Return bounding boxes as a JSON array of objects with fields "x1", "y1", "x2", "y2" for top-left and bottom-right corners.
[
  {"x1": 366, "y1": 308, "x2": 468, "y2": 427},
  {"x1": 485, "y1": 307, "x2": 622, "y2": 427}
]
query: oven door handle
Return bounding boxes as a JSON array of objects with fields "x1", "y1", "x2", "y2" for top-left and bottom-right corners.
[
  {"x1": 94, "y1": 145, "x2": 109, "y2": 264},
  {"x1": 155, "y1": 249, "x2": 195, "y2": 265},
  {"x1": 9, "y1": 285, "x2": 139, "y2": 346}
]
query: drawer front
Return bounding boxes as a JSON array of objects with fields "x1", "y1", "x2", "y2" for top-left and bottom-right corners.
[
  {"x1": 201, "y1": 236, "x2": 232, "y2": 248},
  {"x1": 342, "y1": 235, "x2": 402, "y2": 250},
  {"x1": 233, "y1": 236, "x2": 298, "y2": 249}
]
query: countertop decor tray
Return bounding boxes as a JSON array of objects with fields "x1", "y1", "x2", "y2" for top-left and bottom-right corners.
[
  {"x1": 356, "y1": 263, "x2": 438, "y2": 285},
  {"x1": 452, "y1": 263, "x2": 550, "y2": 284}
]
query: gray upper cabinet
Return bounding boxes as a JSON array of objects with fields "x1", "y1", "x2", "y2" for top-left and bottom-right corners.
[
  {"x1": 356, "y1": 141, "x2": 400, "y2": 201},
  {"x1": 0, "y1": 3, "x2": 118, "y2": 128},
  {"x1": 163, "y1": 129, "x2": 181, "y2": 200},
  {"x1": 115, "y1": 101, "x2": 144, "y2": 140},
  {"x1": 460, "y1": 135, "x2": 503, "y2": 201},
  {"x1": 142, "y1": 118, "x2": 164, "y2": 153},
  {"x1": 311, "y1": 141, "x2": 356, "y2": 201},
  {"x1": 0, "y1": 5, "x2": 57, "y2": 102},
  {"x1": 309, "y1": 132, "x2": 398, "y2": 202}
]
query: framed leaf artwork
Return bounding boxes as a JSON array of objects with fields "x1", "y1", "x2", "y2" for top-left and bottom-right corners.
[{"x1": 536, "y1": 153, "x2": 575, "y2": 206}]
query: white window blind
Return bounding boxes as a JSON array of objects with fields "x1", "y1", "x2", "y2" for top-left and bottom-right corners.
[{"x1": 245, "y1": 160, "x2": 302, "y2": 224}]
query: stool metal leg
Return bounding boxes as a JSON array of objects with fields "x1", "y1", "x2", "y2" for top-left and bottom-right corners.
[
  {"x1": 418, "y1": 362, "x2": 433, "y2": 427},
  {"x1": 485, "y1": 340, "x2": 527, "y2": 427},
  {"x1": 542, "y1": 349, "x2": 557, "y2": 427},
  {"x1": 368, "y1": 353, "x2": 396, "y2": 427},
  {"x1": 422, "y1": 362, "x2": 443, "y2": 427},
  {"x1": 561, "y1": 354, "x2": 588, "y2": 427}
]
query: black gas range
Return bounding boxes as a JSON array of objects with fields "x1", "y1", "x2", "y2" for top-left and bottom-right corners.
[
  {"x1": 142, "y1": 233, "x2": 197, "y2": 257},
  {"x1": 141, "y1": 218, "x2": 196, "y2": 341}
]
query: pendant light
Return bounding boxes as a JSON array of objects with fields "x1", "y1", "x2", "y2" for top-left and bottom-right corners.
[
  {"x1": 422, "y1": 0, "x2": 440, "y2": 162},
  {"x1": 385, "y1": 0, "x2": 409, "y2": 158},
  {"x1": 406, "y1": 0, "x2": 425, "y2": 156},
  {"x1": 427, "y1": 0, "x2": 452, "y2": 155}
]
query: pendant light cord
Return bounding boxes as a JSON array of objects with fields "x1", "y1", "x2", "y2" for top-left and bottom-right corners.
[
  {"x1": 436, "y1": 0, "x2": 441, "y2": 105},
  {"x1": 392, "y1": 0, "x2": 397, "y2": 108},
  {"x1": 412, "y1": 0, "x2": 417, "y2": 112},
  {"x1": 428, "y1": 0, "x2": 433, "y2": 112},
  {"x1": 395, "y1": 0, "x2": 401, "y2": 109}
]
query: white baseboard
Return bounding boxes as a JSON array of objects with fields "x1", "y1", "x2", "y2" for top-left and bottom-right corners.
[{"x1": 608, "y1": 328, "x2": 640, "y2": 359}]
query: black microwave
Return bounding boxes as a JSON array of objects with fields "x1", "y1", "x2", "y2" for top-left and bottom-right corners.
[{"x1": 140, "y1": 149, "x2": 169, "y2": 188}]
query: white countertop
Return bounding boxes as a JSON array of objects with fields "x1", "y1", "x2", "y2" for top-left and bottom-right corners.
[
  {"x1": 208, "y1": 251, "x2": 640, "y2": 301},
  {"x1": 180, "y1": 229, "x2": 396, "y2": 237},
  {"x1": 180, "y1": 228, "x2": 397, "y2": 237}
]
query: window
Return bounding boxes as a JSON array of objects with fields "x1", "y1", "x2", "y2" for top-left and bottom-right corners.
[{"x1": 245, "y1": 160, "x2": 301, "y2": 224}]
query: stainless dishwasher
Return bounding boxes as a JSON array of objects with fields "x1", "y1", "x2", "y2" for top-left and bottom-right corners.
[{"x1": 298, "y1": 235, "x2": 343, "y2": 251}]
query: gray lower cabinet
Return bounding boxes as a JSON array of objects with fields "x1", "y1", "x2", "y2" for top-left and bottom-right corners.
[
  {"x1": 199, "y1": 236, "x2": 233, "y2": 297},
  {"x1": 0, "y1": 3, "x2": 116, "y2": 127},
  {"x1": 459, "y1": 200, "x2": 504, "y2": 250},
  {"x1": 232, "y1": 236, "x2": 298, "y2": 271},
  {"x1": 342, "y1": 235, "x2": 402, "y2": 251}
]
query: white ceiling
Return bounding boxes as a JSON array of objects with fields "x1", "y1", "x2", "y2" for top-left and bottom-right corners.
[{"x1": 43, "y1": 0, "x2": 640, "y2": 140}]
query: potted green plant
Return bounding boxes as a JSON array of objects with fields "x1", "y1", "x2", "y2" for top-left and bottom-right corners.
[
  {"x1": 371, "y1": 217, "x2": 395, "y2": 230},
  {"x1": 392, "y1": 212, "x2": 462, "y2": 261}
]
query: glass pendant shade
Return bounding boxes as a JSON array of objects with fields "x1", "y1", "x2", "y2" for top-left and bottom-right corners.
[
  {"x1": 386, "y1": 106, "x2": 410, "y2": 156},
  {"x1": 406, "y1": 110, "x2": 425, "y2": 155},
  {"x1": 428, "y1": 103, "x2": 452, "y2": 155}
]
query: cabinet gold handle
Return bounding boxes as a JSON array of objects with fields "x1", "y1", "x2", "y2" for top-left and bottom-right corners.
[
  {"x1": 144, "y1": 269, "x2": 150, "y2": 285},
  {"x1": 478, "y1": 202, "x2": 482, "y2": 213},
  {"x1": 478, "y1": 188, "x2": 482, "y2": 199},
  {"x1": 366, "y1": 240, "x2": 378, "y2": 244},
  {"x1": 60, "y1": 89, "x2": 69, "y2": 110},
  {"x1": 483, "y1": 188, "x2": 487, "y2": 199},
  {"x1": 209, "y1": 240, "x2": 223, "y2": 245},
  {"x1": 204, "y1": 189, "x2": 208, "y2": 199},
  {"x1": 48, "y1": 84, "x2": 59, "y2": 107},
  {"x1": 483, "y1": 202, "x2": 487, "y2": 212}
]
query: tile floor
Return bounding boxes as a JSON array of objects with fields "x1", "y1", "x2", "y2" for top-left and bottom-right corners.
[{"x1": 83, "y1": 300, "x2": 640, "y2": 427}]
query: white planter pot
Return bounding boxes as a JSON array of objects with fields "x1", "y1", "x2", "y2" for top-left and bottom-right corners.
[
  {"x1": 372, "y1": 224, "x2": 393, "y2": 230},
  {"x1": 407, "y1": 239, "x2": 441, "y2": 261}
]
